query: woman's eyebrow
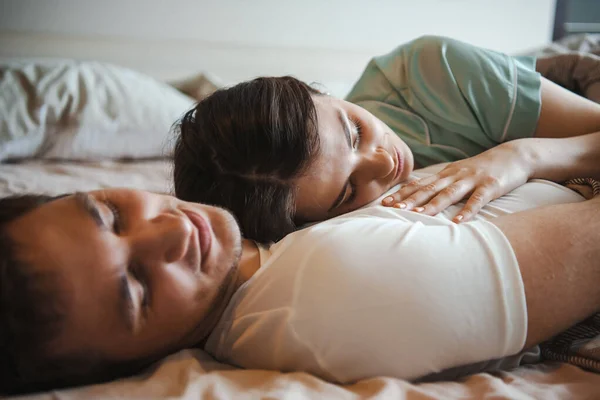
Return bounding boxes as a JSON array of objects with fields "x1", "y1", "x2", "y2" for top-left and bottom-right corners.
[{"x1": 74, "y1": 192, "x2": 107, "y2": 230}]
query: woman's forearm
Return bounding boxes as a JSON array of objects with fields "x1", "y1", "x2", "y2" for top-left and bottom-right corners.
[
  {"x1": 517, "y1": 131, "x2": 600, "y2": 182},
  {"x1": 520, "y1": 76, "x2": 600, "y2": 183}
]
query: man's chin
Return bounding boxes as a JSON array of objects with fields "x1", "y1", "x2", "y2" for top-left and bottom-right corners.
[{"x1": 190, "y1": 256, "x2": 241, "y2": 348}]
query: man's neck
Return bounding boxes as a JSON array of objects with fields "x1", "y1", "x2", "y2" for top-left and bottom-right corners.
[
  {"x1": 194, "y1": 239, "x2": 262, "y2": 348},
  {"x1": 234, "y1": 239, "x2": 261, "y2": 290}
]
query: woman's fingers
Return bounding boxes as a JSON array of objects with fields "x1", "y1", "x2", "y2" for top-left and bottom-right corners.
[
  {"x1": 388, "y1": 177, "x2": 457, "y2": 210},
  {"x1": 380, "y1": 167, "x2": 506, "y2": 222},
  {"x1": 415, "y1": 181, "x2": 473, "y2": 215},
  {"x1": 381, "y1": 175, "x2": 441, "y2": 206},
  {"x1": 381, "y1": 166, "x2": 469, "y2": 207},
  {"x1": 453, "y1": 185, "x2": 495, "y2": 223},
  {"x1": 381, "y1": 174, "x2": 502, "y2": 222}
]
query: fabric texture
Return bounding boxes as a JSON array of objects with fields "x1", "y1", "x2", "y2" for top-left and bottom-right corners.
[
  {"x1": 205, "y1": 165, "x2": 586, "y2": 384},
  {"x1": 541, "y1": 314, "x2": 600, "y2": 373},
  {"x1": 0, "y1": 59, "x2": 195, "y2": 161},
  {"x1": 521, "y1": 33, "x2": 600, "y2": 104},
  {"x1": 345, "y1": 35, "x2": 543, "y2": 167}
]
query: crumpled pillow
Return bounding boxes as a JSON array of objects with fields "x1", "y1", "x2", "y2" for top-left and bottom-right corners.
[{"x1": 0, "y1": 59, "x2": 196, "y2": 161}]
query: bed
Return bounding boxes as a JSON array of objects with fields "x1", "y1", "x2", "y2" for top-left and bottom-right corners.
[{"x1": 2, "y1": 35, "x2": 600, "y2": 399}]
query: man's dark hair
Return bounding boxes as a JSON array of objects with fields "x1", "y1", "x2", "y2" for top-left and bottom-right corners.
[
  {"x1": 0, "y1": 194, "x2": 152, "y2": 395},
  {"x1": 173, "y1": 76, "x2": 321, "y2": 244}
]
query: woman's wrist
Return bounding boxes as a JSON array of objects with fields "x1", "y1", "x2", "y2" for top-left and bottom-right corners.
[
  {"x1": 515, "y1": 137, "x2": 579, "y2": 183},
  {"x1": 519, "y1": 132, "x2": 600, "y2": 183},
  {"x1": 510, "y1": 138, "x2": 545, "y2": 181}
]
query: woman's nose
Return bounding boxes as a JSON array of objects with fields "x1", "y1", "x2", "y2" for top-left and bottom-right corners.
[
  {"x1": 354, "y1": 148, "x2": 394, "y2": 185},
  {"x1": 132, "y1": 211, "x2": 193, "y2": 265}
]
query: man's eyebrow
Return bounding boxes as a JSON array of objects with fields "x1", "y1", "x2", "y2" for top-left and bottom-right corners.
[
  {"x1": 328, "y1": 110, "x2": 353, "y2": 212},
  {"x1": 74, "y1": 192, "x2": 108, "y2": 230},
  {"x1": 118, "y1": 274, "x2": 136, "y2": 331}
]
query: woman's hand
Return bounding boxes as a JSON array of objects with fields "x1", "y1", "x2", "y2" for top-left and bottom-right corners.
[{"x1": 382, "y1": 141, "x2": 534, "y2": 222}]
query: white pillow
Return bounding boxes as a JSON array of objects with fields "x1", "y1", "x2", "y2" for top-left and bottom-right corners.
[{"x1": 0, "y1": 59, "x2": 196, "y2": 161}]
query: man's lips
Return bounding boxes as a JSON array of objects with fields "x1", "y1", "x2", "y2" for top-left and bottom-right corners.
[{"x1": 182, "y1": 209, "x2": 212, "y2": 272}]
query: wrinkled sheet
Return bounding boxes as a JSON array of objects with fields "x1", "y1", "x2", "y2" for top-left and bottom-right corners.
[
  {"x1": 8, "y1": 349, "x2": 600, "y2": 400},
  {"x1": 2, "y1": 160, "x2": 600, "y2": 399},
  {"x1": 0, "y1": 159, "x2": 172, "y2": 197}
]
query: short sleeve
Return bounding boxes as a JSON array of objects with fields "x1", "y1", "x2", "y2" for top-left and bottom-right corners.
[
  {"x1": 206, "y1": 211, "x2": 528, "y2": 384},
  {"x1": 288, "y1": 216, "x2": 527, "y2": 383},
  {"x1": 347, "y1": 35, "x2": 542, "y2": 145}
]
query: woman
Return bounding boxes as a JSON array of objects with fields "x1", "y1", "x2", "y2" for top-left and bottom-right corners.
[{"x1": 173, "y1": 35, "x2": 600, "y2": 243}]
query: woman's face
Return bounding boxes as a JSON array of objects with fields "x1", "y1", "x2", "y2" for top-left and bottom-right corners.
[
  {"x1": 295, "y1": 96, "x2": 414, "y2": 222},
  {"x1": 6, "y1": 188, "x2": 242, "y2": 364}
]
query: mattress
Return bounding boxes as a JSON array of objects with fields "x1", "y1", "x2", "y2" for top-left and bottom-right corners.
[{"x1": 2, "y1": 159, "x2": 600, "y2": 400}]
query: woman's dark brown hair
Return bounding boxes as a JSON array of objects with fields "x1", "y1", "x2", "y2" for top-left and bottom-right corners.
[
  {"x1": 0, "y1": 194, "x2": 152, "y2": 395},
  {"x1": 173, "y1": 76, "x2": 321, "y2": 243}
]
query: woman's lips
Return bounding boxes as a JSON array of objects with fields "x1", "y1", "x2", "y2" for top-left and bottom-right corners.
[
  {"x1": 393, "y1": 147, "x2": 403, "y2": 182},
  {"x1": 182, "y1": 209, "x2": 213, "y2": 272}
]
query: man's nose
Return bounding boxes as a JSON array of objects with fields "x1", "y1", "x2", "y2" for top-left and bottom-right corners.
[
  {"x1": 132, "y1": 211, "x2": 193, "y2": 265},
  {"x1": 353, "y1": 148, "x2": 394, "y2": 185}
]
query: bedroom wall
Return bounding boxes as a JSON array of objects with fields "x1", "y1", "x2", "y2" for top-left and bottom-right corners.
[{"x1": 0, "y1": 0, "x2": 556, "y2": 97}]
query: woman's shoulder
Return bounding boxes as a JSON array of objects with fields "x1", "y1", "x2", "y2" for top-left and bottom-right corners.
[{"x1": 345, "y1": 36, "x2": 482, "y2": 102}]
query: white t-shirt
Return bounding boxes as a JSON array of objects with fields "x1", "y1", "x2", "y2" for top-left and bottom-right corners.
[{"x1": 205, "y1": 166, "x2": 585, "y2": 383}]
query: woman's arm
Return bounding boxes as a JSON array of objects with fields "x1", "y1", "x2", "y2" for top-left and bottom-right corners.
[
  {"x1": 382, "y1": 78, "x2": 600, "y2": 219},
  {"x1": 519, "y1": 130, "x2": 600, "y2": 183},
  {"x1": 383, "y1": 132, "x2": 600, "y2": 220}
]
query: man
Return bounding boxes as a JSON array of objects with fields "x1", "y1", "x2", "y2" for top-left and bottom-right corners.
[{"x1": 1, "y1": 174, "x2": 599, "y2": 394}]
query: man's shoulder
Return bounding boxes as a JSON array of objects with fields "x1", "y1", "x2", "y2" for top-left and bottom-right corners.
[{"x1": 273, "y1": 207, "x2": 418, "y2": 255}]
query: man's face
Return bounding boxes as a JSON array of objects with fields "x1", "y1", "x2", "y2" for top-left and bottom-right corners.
[{"x1": 7, "y1": 188, "x2": 242, "y2": 363}]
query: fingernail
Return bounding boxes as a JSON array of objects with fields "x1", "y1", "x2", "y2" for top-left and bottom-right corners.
[
  {"x1": 454, "y1": 215, "x2": 463, "y2": 222},
  {"x1": 413, "y1": 207, "x2": 424, "y2": 212},
  {"x1": 394, "y1": 203, "x2": 407, "y2": 209},
  {"x1": 382, "y1": 196, "x2": 394, "y2": 205}
]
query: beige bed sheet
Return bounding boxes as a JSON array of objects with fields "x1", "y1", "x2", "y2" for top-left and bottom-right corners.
[
  {"x1": 2, "y1": 160, "x2": 600, "y2": 400},
  {"x1": 0, "y1": 159, "x2": 172, "y2": 197}
]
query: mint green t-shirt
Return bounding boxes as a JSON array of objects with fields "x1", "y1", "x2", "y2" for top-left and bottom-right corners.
[{"x1": 345, "y1": 35, "x2": 542, "y2": 167}]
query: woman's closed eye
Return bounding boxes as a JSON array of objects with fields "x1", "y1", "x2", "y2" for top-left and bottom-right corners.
[
  {"x1": 345, "y1": 117, "x2": 364, "y2": 205},
  {"x1": 345, "y1": 182, "x2": 358, "y2": 207},
  {"x1": 104, "y1": 200, "x2": 122, "y2": 234},
  {"x1": 349, "y1": 117, "x2": 363, "y2": 149}
]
